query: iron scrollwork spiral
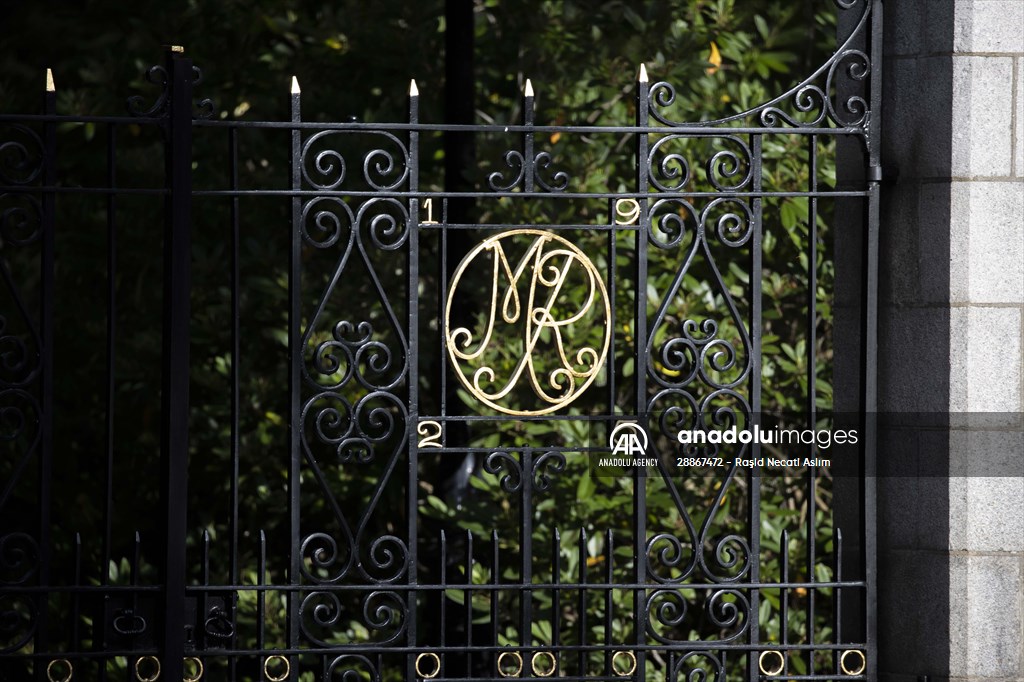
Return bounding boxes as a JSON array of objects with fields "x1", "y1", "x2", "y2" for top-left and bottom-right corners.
[
  {"x1": 647, "y1": 0, "x2": 872, "y2": 130},
  {"x1": 125, "y1": 64, "x2": 215, "y2": 119},
  {"x1": 0, "y1": 126, "x2": 44, "y2": 185},
  {"x1": 300, "y1": 131, "x2": 410, "y2": 192},
  {"x1": 300, "y1": 393, "x2": 410, "y2": 584},
  {"x1": 487, "y1": 149, "x2": 570, "y2": 192},
  {"x1": 300, "y1": 590, "x2": 406, "y2": 648},
  {"x1": 669, "y1": 651, "x2": 725, "y2": 682},
  {"x1": 327, "y1": 654, "x2": 381, "y2": 681},
  {"x1": 0, "y1": 533, "x2": 38, "y2": 653},
  {"x1": 645, "y1": 186, "x2": 754, "y2": 589},
  {"x1": 647, "y1": 588, "x2": 748, "y2": 645},
  {"x1": 126, "y1": 65, "x2": 169, "y2": 117},
  {"x1": 300, "y1": 199, "x2": 408, "y2": 395},
  {"x1": 647, "y1": 136, "x2": 753, "y2": 193},
  {"x1": 483, "y1": 451, "x2": 523, "y2": 493},
  {"x1": 532, "y1": 451, "x2": 566, "y2": 491}
]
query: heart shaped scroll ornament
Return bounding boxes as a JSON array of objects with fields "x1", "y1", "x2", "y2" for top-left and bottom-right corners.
[{"x1": 445, "y1": 230, "x2": 611, "y2": 416}]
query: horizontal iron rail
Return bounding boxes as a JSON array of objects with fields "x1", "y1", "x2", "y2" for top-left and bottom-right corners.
[
  {"x1": 6, "y1": 580, "x2": 866, "y2": 593},
  {"x1": 0, "y1": 113, "x2": 867, "y2": 136},
  {"x1": 9, "y1": 644, "x2": 869, "y2": 658},
  {"x1": 0, "y1": 186, "x2": 871, "y2": 199}
]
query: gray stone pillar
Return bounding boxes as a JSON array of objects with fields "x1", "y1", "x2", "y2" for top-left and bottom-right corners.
[{"x1": 879, "y1": 1, "x2": 1024, "y2": 680}]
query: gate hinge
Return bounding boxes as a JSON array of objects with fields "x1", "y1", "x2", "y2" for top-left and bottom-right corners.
[{"x1": 868, "y1": 164, "x2": 897, "y2": 184}]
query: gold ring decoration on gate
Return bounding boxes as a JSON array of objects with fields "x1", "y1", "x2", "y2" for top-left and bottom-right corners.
[
  {"x1": 183, "y1": 657, "x2": 204, "y2": 682},
  {"x1": 530, "y1": 651, "x2": 556, "y2": 677},
  {"x1": 612, "y1": 650, "x2": 637, "y2": 677},
  {"x1": 415, "y1": 652, "x2": 441, "y2": 679},
  {"x1": 444, "y1": 229, "x2": 612, "y2": 416},
  {"x1": 840, "y1": 649, "x2": 866, "y2": 676},
  {"x1": 263, "y1": 655, "x2": 290, "y2": 682},
  {"x1": 134, "y1": 656, "x2": 161, "y2": 682},
  {"x1": 46, "y1": 658, "x2": 73, "y2": 682},
  {"x1": 758, "y1": 650, "x2": 785, "y2": 677},
  {"x1": 496, "y1": 650, "x2": 523, "y2": 677}
]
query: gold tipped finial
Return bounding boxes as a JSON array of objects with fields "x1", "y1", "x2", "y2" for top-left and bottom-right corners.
[
  {"x1": 639, "y1": 64, "x2": 648, "y2": 83},
  {"x1": 524, "y1": 78, "x2": 534, "y2": 97},
  {"x1": 165, "y1": 45, "x2": 185, "y2": 53},
  {"x1": 45, "y1": 68, "x2": 55, "y2": 92},
  {"x1": 290, "y1": 76, "x2": 301, "y2": 94},
  {"x1": 409, "y1": 79, "x2": 419, "y2": 97}
]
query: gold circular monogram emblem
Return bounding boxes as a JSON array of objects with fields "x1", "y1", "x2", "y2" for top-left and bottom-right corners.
[{"x1": 445, "y1": 229, "x2": 611, "y2": 416}]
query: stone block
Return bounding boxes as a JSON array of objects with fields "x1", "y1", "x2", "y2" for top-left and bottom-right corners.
[
  {"x1": 948, "y1": 554, "x2": 1023, "y2": 677},
  {"x1": 951, "y1": 56, "x2": 1014, "y2": 177},
  {"x1": 954, "y1": 0, "x2": 1024, "y2": 54},
  {"x1": 950, "y1": 181, "x2": 1024, "y2": 304},
  {"x1": 968, "y1": 474, "x2": 1024, "y2": 550},
  {"x1": 965, "y1": 306, "x2": 1023, "y2": 412}
]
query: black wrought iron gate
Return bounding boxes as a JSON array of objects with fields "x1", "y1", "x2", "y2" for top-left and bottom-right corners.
[{"x1": 1, "y1": 2, "x2": 881, "y2": 680}]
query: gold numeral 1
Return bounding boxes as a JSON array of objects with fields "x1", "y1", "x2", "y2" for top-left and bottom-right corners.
[{"x1": 422, "y1": 197, "x2": 438, "y2": 224}]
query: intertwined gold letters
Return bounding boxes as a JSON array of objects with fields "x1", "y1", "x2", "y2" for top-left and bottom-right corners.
[{"x1": 445, "y1": 230, "x2": 611, "y2": 415}]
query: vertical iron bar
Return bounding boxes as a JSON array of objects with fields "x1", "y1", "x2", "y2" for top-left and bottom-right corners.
[
  {"x1": 577, "y1": 528, "x2": 587, "y2": 676},
  {"x1": 201, "y1": 530, "x2": 210, "y2": 652},
  {"x1": 131, "y1": 529, "x2": 141, "y2": 682},
  {"x1": 228, "y1": 124, "x2": 240, "y2": 682},
  {"x1": 603, "y1": 529, "x2": 613, "y2": 677},
  {"x1": 551, "y1": 528, "x2": 560, "y2": 673},
  {"x1": 104, "y1": 123, "x2": 117, "y2": 591},
  {"x1": 807, "y1": 133, "x2": 818, "y2": 674},
  {"x1": 608, "y1": 203, "x2": 617, "y2": 417},
  {"x1": 748, "y1": 133, "x2": 763, "y2": 682},
  {"x1": 523, "y1": 82, "x2": 534, "y2": 193},
  {"x1": 781, "y1": 529, "x2": 790, "y2": 675},
  {"x1": 833, "y1": 528, "x2": 843, "y2": 675},
  {"x1": 159, "y1": 48, "x2": 194, "y2": 682},
  {"x1": 287, "y1": 76, "x2": 302, "y2": 682},
  {"x1": 258, "y1": 530, "x2": 267, "y2": 651},
  {"x1": 229, "y1": 125, "x2": 240, "y2": 585},
  {"x1": 864, "y1": 2, "x2": 883, "y2": 676},
  {"x1": 490, "y1": 530, "x2": 499, "y2": 673},
  {"x1": 35, "y1": 70, "x2": 56, "y2": 680},
  {"x1": 633, "y1": 65, "x2": 649, "y2": 681},
  {"x1": 71, "y1": 533, "x2": 81, "y2": 667},
  {"x1": 465, "y1": 530, "x2": 474, "y2": 674},
  {"x1": 440, "y1": 210, "x2": 448, "y2": 417},
  {"x1": 863, "y1": 179, "x2": 879, "y2": 678},
  {"x1": 406, "y1": 80, "x2": 420, "y2": 681},
  {"x1": 440, "y1": 530, "x2": 447, "y2": 654},
  {"x1": 519, "y1": 449, "x2": 533, "y2": 651}
]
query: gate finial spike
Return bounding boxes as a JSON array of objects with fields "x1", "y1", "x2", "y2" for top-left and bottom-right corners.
[
  {"x1": 409, "y1": 79, "x2": 419, "y2": 97},
  {"x1": 290, "y1": 76, "x2": 301, "y2": 94},
  {"x1": 638, "y1": 63, "x2": 648, "y2": 83},
  {"x1": 45, "y1": 68, "x2": 55, "y2": 92},
  {"x1": 524, "y1": 78, "x2": 534, "y2": 97}
]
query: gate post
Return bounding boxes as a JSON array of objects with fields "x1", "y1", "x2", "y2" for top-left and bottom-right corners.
[{"x1": 159, "y1": 45, "x2": 193, "y2": 682}]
